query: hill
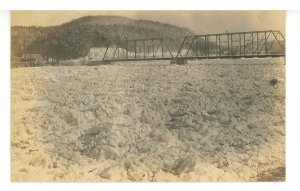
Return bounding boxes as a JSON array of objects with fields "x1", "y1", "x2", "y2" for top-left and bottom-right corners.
[{"x1": 11, "y1": 15, "x2": 194, "y2": 60}]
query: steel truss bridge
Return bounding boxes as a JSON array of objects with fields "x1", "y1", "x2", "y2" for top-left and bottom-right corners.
[{"x1": 89, "y1": 30, "x2": 285, "y2": 65}]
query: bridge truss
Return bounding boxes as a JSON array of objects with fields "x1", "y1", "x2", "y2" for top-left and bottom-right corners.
[
  {"x1": 177, "y1": 30, "x2": 285, "y2": 59},
  {"x1": 89, "y1": 30, "x2": 285, "y2": 64},
  {"x1": 102, "y1": 38, "x2": 178, "y2": 61}
]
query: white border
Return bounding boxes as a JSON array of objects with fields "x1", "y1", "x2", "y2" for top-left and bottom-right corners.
[
  {"x1": 286, "y1": 11, "x2": 300, "y2": 187},
  {"x1": 0, "y1": 0, "x2": 299, "y2": 10},
  {"x1": 0, "y1": 10, "x2": 11, "y2": 189},
  {"x1": 1, "y1": 9, "x2": 300, "y2": 191}
]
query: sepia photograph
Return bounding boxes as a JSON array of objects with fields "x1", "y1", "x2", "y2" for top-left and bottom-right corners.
[{"x1": 10, "y1": 10, "x2": 285, "y2": 182}]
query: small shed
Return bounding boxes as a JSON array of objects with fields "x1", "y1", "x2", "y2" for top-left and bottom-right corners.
[
  {"x1": 88, "y1": 48, "x2": 107, "y2": 61},
  {"x1": 20, "y1": 54, "x2": 43, "y2": 67}
]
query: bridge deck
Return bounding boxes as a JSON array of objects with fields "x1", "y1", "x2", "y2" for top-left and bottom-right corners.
[{"x1": 103, "y1": 54, "x2": 285, "y2": 62}]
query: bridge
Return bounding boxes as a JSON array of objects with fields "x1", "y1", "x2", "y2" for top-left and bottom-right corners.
[
  {"x1": 88, "y1": 30, "x2": 285, "y2": 65},
  {"x1": 102, "y1": 38, "x2": 178, "y2": 62}
]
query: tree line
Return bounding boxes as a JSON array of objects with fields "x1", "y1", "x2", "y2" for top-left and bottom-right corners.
[{"x1": 11, "y1": 17, "x2": 193, "y2": 60}]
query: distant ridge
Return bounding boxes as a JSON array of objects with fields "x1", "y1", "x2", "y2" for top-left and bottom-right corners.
[{"x1": 11, "y1": 15, "x2": 194, "y2": 60}]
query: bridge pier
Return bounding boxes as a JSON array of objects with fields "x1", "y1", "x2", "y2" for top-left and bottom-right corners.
[
  {"x1": 85, "y1": 60, "x2": 112, "y2": 66},
  {"x1": 170, "y1": 58, "x2": 188, "y2": 65},
  {"x1": 100, "y1": 60, "x2": 112, "y2": 65}
]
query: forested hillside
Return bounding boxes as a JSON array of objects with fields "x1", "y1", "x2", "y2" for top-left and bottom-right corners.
[{"x1": 11, "y1": 16, "x2": 193, "y2": 60}]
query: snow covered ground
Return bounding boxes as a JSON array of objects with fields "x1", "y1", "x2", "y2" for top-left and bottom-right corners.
[{"x1": 11, "y1": 57, "x2": 285, "y2": 182}]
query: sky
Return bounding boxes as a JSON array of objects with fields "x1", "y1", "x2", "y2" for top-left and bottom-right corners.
[{"x1": 11, "y1": 11, "x2": 285, "y2": 34}]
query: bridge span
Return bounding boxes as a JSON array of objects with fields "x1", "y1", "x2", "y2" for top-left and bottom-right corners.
[{"x1": 88, "y1": 30, "x2": 285, "y2": 65}]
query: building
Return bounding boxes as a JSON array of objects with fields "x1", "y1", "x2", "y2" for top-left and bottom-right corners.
[
  {"x1": 88, "y1": 48, "x2": 107, "y2": 61},
  {"x1": 20, "y1": 54, "x2": 43, "y2": 67}
]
